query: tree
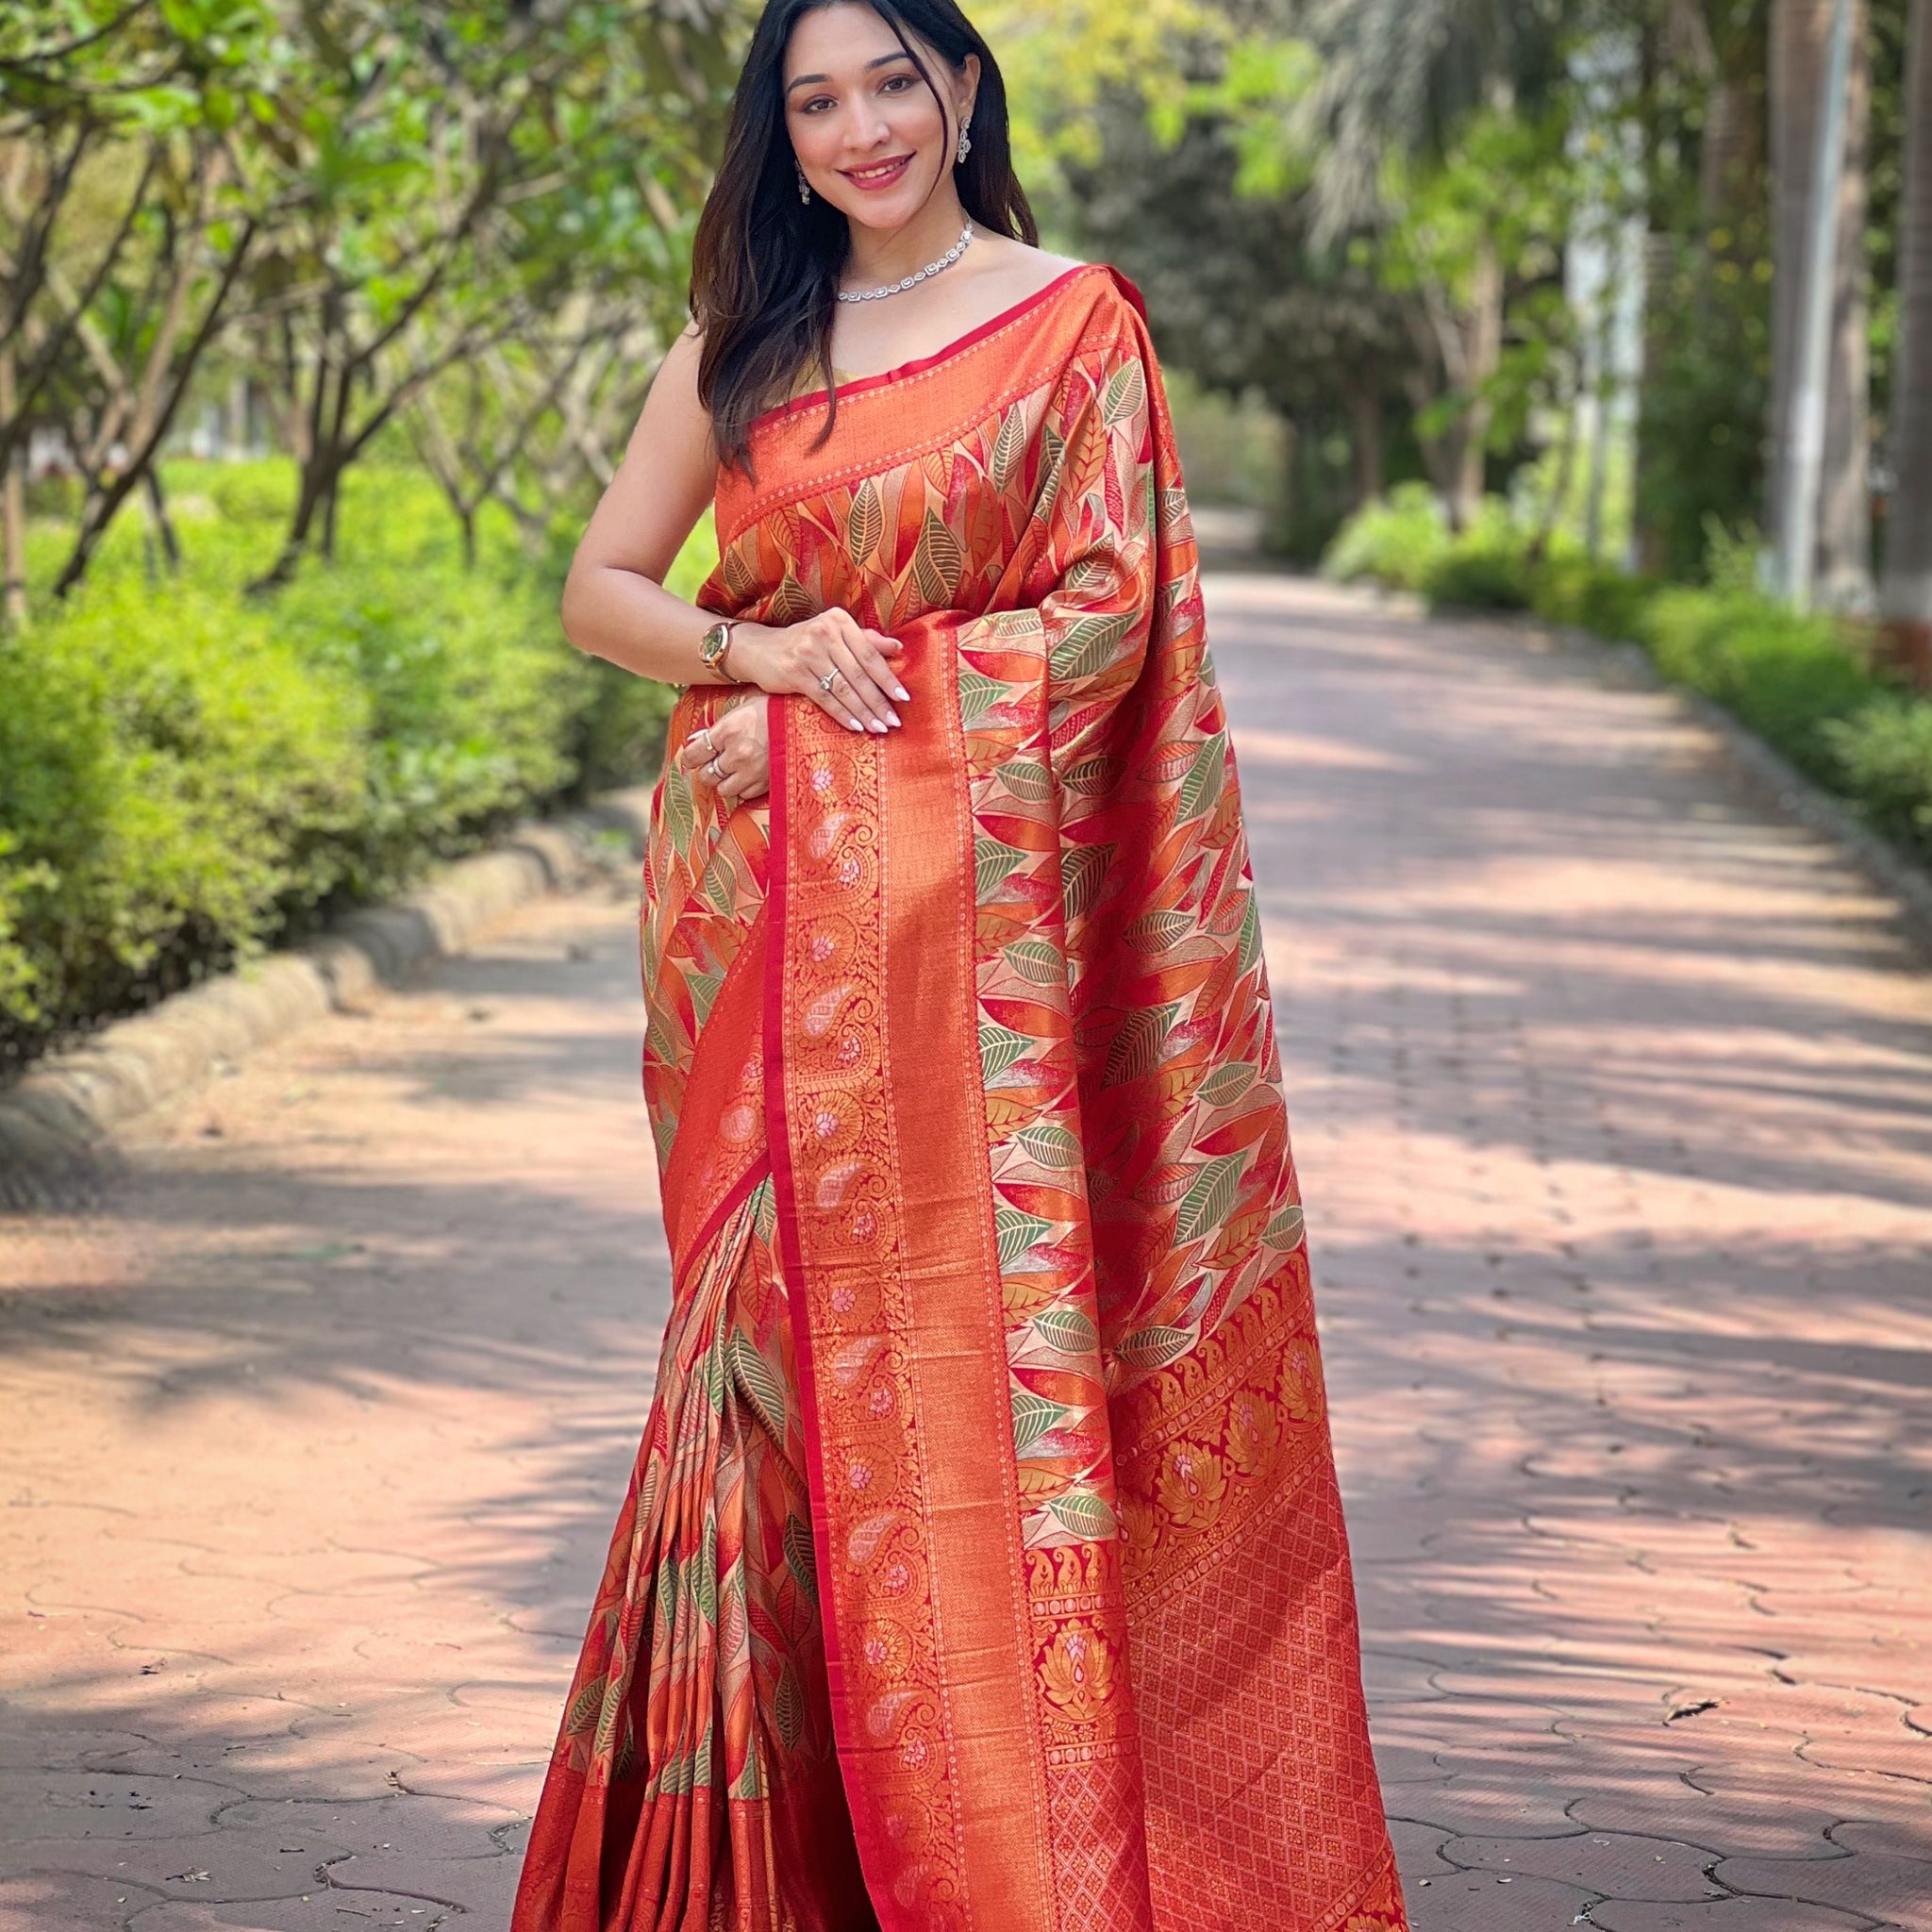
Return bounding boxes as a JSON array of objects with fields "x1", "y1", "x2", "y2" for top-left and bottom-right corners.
[
  {"x1": 235, "y1": 0, "x2": 734, "y2": 590},
  {"x1": 1375, "y1": 102, "x2": 1584, "y2": 527},
  {"x1": 1068, "y1": 98, "x2": 1416, "y2": 551},
  {"x1": 1626, "y1": 0, "x2": 1775, "y2": 581},
  {"x1": 1768, "y1": 0, "x2": 1873, "y2": 605},
  {"x1": 0, "y1": 0, "x2": 279, "y2": 611},
  {"x1": 1879, "y1": 0, "x2": 1931, "y2": 671}
]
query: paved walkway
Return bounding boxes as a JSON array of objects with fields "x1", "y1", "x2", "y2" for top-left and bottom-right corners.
[{"x1": 1, "y1": 576, "x2": 1927, "y2": 1931}]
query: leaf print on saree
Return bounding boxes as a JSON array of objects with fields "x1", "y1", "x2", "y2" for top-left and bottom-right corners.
[
  {"x1": 519, "y1": 265, "x2": 1408, "y2": 1932},
  {"x1": 730, "y1": 269, "x2": 1406, "y2": 1932}
]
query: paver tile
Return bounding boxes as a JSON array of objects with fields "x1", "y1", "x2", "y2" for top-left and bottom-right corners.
[
  {"x1": 1442, "y1": 1829, "x2": 1717, "y2": 1900},
  {"x1": 3, "y1": 580, "x2": 1928, "y2": 1925},
  {"x1": 1717, "y1": 1851, "x2": 1932, "y2": 1929},
  {"x1": 1406, "y1": 1866, "x2": 1598, "y2": 1930},
  {"x1": 0, "y1": 1870, "x2": 170, "y2": 1932},
  {"x1": 1590, "y1": 1900, "x2": 1882, "y2": 1931}
]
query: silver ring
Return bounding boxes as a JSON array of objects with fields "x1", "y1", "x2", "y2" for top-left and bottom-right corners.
[
  {"x1": 706, "y1": 758, "x2": 723, "y2": 784},
  {"x1": 819, "y1": 670, "x2": 839, "y2": 693},
  {"x1": 694, "y1": 726, "x2": 712, "y2": 755}
]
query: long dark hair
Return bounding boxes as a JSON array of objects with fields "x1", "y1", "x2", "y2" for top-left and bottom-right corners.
[{"x1": 691, "y1": 0, "x2": 1038, "y2": 469}]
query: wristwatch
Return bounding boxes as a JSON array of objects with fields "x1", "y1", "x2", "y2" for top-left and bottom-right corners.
[{"x1": 698, "y1": 617, "x2": 739, "y2": 681}]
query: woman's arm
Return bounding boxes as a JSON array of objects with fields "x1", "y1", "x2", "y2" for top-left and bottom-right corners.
[
  {"x1": 559, "y1": 329, "x2": 729, "y2": 686},
  {"x1": 560, "y1": 328, "x2": 908, "y2": 734}
]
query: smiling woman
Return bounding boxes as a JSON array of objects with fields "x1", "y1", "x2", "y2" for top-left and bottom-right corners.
[{"x1": 510, "y1": 6, "x2": 1411, "y2": 1931}]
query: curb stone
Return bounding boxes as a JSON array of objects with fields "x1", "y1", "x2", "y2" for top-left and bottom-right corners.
[{"x1": 0, "y1": 786, "x2": 657, "y2": 1209}]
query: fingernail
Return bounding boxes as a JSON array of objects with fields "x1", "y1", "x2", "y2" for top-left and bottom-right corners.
[
  {"x1": 887, "y1": 710, "x2": 902, "y2": 728},
  {"x1": 869, "y1": 719, "x2": 889, "y2": 735},
  {"x1": 892, "y1": 685, "x2": 910, "y2": 702},
  {"x1": 845, "y1": 718, "x2": 864, "y2": 733}
]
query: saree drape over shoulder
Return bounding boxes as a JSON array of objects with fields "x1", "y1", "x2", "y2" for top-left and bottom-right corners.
[{"x1": 512, "y1": 266, "x2": 1408, "y2": 1932}]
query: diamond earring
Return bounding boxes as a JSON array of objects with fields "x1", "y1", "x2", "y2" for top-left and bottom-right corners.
[
  {"x1": 957, "y1": 125, "x2": 973, "y2": 166},
  {"x1": 796, "y1": 159, "x2": 811, "y2": 204}
]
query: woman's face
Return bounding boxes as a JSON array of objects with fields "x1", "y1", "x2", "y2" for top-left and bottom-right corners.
[{"x1": 783, "y1": 4, "x2": 978, "y2": 233}]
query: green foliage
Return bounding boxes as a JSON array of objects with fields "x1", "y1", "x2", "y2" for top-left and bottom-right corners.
[
  {"x1": 1825, "y1": 701, "x2": 1932, "y2": 858},
  {"x1": 272, "y1": 563, "x2": 586, "y2": 897},
  {"x1": 1420, "y1": 526, "x2": 1536, "y2": 610},
  {"x1": 1633, "y1": 243, "x2": 1774, "y2": 582},
  {"x1": 1530, "y1": 553, "x2": 1657, "y2": 642},
  {"x1": 1322, "y1": 484, "x2": 1450, "y2": 591},
  {"x1": 0, "y1": 458, "x2": 691, "y2": 1071},
  {"x1": 1164, "y1": 373, "x2": 1286, "y2": 508},
  {"x1": 0, "y1": 579, "x2": 367, "y2": 1057},
  {"x1": 1638, "y1": 588, "x2": 1878, "y2": 782},
  {"x1": 196, "y1": 459, "x2": 300, "y2": 529}
]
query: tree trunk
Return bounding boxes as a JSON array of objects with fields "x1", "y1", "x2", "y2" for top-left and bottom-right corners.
[
  {"x1": 142, "y1": 467, "x2": 180, "y2": 575},
  {"x1": 0, "y1": 344, "x2": 24, "y2": 629},
  {"x1": 1346, "y1": 383, "x2": 1385, "y2": 507},
  {"x1": 1880, "y1": 0, "x2": 1932, "y2": 681},
  {"x1": 1451, "y1": 241, "x2": 1505, "y2": 529},
  {"x1": 1275, "y1": 417, "x2": 1299, "y2": 550},
  {"x1": 1769, "y1": 0, "x2": 1873, "y2": 606},
  {"x1": 225, "y1": 374, "x2": 251, "y2": 459}
]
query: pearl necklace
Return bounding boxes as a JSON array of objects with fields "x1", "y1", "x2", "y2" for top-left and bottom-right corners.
[{"x1": 838, "y1": 224, "x2": 975, "y2": 304}]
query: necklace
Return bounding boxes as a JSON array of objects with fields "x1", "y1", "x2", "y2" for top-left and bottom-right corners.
[{"x1": 838, "y1": 223, "x2": 975, "y2": 304}]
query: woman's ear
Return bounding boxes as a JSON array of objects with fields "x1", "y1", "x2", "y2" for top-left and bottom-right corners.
[{"x1": 958, "y1": 52, "x2": 980, "y2": 126}]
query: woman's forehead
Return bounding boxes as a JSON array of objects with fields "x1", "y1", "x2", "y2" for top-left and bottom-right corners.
[{"x1": 784, "y1": 4, "x2": 921, "y2": 80}]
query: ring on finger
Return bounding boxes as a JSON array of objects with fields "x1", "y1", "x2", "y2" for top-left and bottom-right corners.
[
  {"x1": 694, "y1": 726, "x2": 712, "y2": 755},
  {"x1": 819, "y1": 670, "x2": 839, "y2": 694},
  {"x1": 706, "y1": 758, "x2": 723, "y2": 784}
]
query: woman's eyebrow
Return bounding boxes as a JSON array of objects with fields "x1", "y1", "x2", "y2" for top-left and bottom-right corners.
[{"x1": 785, "y1": 53, "x2": 917, "y2": 95}]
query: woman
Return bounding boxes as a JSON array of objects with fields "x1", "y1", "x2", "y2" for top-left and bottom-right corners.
[{"x1": 511, "y1": 3, "x2": 1410, "y2": 1928}]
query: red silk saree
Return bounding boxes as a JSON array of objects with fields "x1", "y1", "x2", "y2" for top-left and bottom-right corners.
[{"x1": 512, "y1": 266, "x2": 1409, "y2": 1932}]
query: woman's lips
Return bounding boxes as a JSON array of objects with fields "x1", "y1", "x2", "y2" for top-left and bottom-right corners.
[{"x1": 841, "y1": 153, "x2": 914, "y2": 192}]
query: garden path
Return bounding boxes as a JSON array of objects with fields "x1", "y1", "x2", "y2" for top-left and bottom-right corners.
[{"x1": 1, "y1": 575, "x2": 1928, "y2": 1931}]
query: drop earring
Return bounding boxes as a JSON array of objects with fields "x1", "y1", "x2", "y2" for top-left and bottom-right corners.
[
  {"x1": 796, "y1": 160, "x2": 811, "y2": 205},
  {"x1": 957, "y1": 125, "x2": 973, "y2": 165}
]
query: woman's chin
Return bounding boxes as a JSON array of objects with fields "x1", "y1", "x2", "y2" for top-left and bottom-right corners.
[{"x1": 829, "y1": 178, "x2": 942, "y2": 233}]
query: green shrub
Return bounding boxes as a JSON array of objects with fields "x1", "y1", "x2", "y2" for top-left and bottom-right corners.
[
  {"x1": 1824, "y1": 700, "x2": 1932, "y2": 862},
  {"x1": 0, "y1": 472, "x2": 721, "y2": 1073},
  {"x1": 0, "y1": 836, "x2": 53, "y2": 1021},
  {"x1": 0, "y1": 579, "x2": 367, "y2": 1063},
  {"x1": 1421, "y1": 534, "x2": 1535, "y2": 611},
  {"x1": 191, "y1": 458, "x2": 300, "y2": 529},
  {"x1": 1323, "y1": 483, "x2": 1450, "y2": 592},
  {"x1": 275, "y1": 561, "x2": 587, "y2": 896},
  {"x1": 1637, "y1": 589, "x2": 1876, "y2": 783},
  {"x1": 1529, "y1": 554, "x2": 1657, "y2": 641}
]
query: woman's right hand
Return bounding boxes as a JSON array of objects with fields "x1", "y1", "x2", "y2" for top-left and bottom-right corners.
[{"x1": 728, "y1": 608, "x2": 910, "y2": 736}]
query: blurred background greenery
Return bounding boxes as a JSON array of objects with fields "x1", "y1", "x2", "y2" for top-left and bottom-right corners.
[{"x1": 2, "y1": 0, "x2": 1929, "y2": 1074}]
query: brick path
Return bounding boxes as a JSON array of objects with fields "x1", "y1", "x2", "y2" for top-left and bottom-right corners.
[{"x1": 1, "y1": 575, "x2": 1927, "y2": 1930}]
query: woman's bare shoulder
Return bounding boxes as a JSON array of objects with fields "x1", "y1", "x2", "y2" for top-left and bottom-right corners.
[{"x1": 972, "y1": 235, "x2": 1088, "y2": 301}]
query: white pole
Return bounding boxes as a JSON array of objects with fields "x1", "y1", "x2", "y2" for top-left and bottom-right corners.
[{"x1": 1779, "y1": 0, "x2": 1857, "y2": 608}]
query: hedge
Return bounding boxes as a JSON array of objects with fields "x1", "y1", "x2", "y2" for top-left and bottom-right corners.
[
  {"x1": 0, "y1": 460, "x2": 712, "y2": 1075},
  {"x1": 1324, "y1": 487, "x2": 1932, "y2": 868}
]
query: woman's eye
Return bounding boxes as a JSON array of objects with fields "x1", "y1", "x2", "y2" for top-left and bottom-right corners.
[{"x1": 880, "y1": 75, "x2": 913, "y2": 92}]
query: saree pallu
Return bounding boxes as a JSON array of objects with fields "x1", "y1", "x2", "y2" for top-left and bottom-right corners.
[{"x1": 513, "y1": 266, "x2": 1409, "y2": 1932}]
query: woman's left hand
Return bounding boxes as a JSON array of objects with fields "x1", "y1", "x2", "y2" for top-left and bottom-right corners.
[{"x1": 680, "y1": 696, "x2": 771, "y2": 806}]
